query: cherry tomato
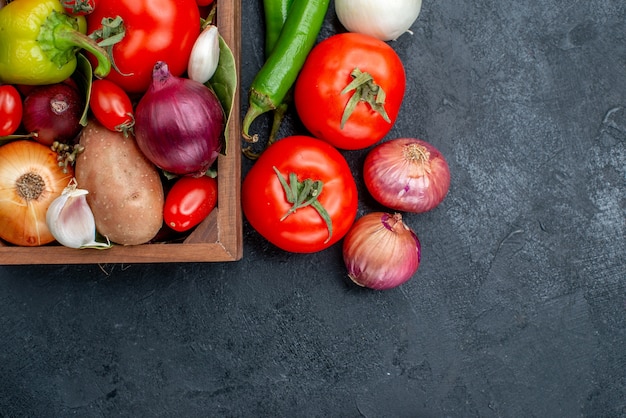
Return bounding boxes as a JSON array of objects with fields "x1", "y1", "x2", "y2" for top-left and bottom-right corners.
[
  {"x1": 196, "y1": 0, "x2": 214, "y2": 6},
  {"x1": 86, "y1": 0, "x2": 200, "y2": 93},
  {"x1": 0, "y1": 85, "x2": 23, "y2": 136},
  {"x1": 89, "y1": 79, "x2": 134, "y2": 134},
  {"x1": 164, "y1": 175, "x2": 218, "y2": 232},
  {"x1": 294, "y1": 33, "x2": 406, "y2": 150},
  {"x1": 242, "y1": 135, "x2": 358, "y2": 253}
]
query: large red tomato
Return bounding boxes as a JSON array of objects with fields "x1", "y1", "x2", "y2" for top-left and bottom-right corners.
[
  {"x1": 294, "y1": 33, "x2": 406, "y2": 150},
  {"x1": 242, "y1": 136, "x2": 358, "y2": 253},
  {"x1": 86, "y1": 0, "x2": 200, "y2": 94}
]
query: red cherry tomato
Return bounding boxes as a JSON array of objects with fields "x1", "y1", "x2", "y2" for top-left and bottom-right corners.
[
  {"x1": 89, "y1": 79, "x2": 134, "y2": 134},
  {"x1": 164, "y1": 176, "x2": 218, "y2": 232},
  {"x1": 242, "y1": 135, "x2": 358, "y2": 253},
  {"x1": 295, "y1": 33, "x2": 406, "y2": 150},
  {"x1": 196, "y1": 0, "x2": 214, "y2": 6},
  {"x1": 0, "y1": 85, "x2": 23, "y2": 136}
]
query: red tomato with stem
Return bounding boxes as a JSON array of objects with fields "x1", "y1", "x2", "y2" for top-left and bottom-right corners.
[
  {"x1": 0, "y1": 85, "x2": 23, "y2": 136},
  {"x1": 89, "y1": 79, "x2": 134, "y2": 134},
  {"x1": 164, "y1": 175, "x2": 218, "y2": 232},
  {"x1": 86, "y1": 0, "x2": 200, "y2": 94},
  {"x1": 242, "y1": 135, "x2": 358, "y2": 253},
  {"x1": 294, "y1": 33, "x2": 406, "y2": 150}
]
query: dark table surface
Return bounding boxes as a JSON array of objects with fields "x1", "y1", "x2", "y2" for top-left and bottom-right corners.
[{"x1": 2, "y1": 1, "x2": 625, "y2": 416}]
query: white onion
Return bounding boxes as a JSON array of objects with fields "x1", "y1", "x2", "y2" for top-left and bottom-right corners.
[{"x1": 334, "y1": 0, "x2": 422, "y2": 41}]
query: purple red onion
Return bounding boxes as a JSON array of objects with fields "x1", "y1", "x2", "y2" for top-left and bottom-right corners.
[
  {"x1": 134, "y1": 61, "x2": 225, "y2": 176},
  {"x1": 343, "y1": 212, "x2": 421, "y2": 290},
  {"x1": 364, "y1": 138, "x2": 450, "y2": 213},
  {"x1": 22, "y1": 83, "x2": 84, "y2": 146}
]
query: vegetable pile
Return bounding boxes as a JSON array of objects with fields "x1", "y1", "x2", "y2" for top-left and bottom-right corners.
[
  {"x1": 0, "y1": 0, "x2": 236, "y2": 248},
  {"x1": 242, "y1": 0, "x2": 449, "y2": 290}
]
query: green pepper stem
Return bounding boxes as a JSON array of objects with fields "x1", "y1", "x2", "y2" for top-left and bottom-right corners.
[
  {"x1": 242, "y1": 88, "x2": 275, "y2": 143},
  {"x1": 267, "y1": 88, "x2": 292, "y2": 149},
  {"x1": 268, "y1": 101, "x2": 288, "y2": 148},
  {"x1": 242, "y1": 103, "x2": 287, "y2": 159},
  {"x1": 55, "y1": 27, "x2": 112, "y2": 78},
  {"x1": 242, "y1": 86, "x2": 292, "y2": 160},
  {"x1": 39, "y1": 10, "x2": 111, "y2": 78}
]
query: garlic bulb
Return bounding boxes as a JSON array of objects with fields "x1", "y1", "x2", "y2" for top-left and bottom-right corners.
[
  {"x1": 187, "y1": 24, "x2": 220, "y2": 84},
  {"x1": 46, "y1": 179, "x2": 111, "y2": 249},
  {"x1": 334, "y1": 0, "x2": 422, "y2": 41}
]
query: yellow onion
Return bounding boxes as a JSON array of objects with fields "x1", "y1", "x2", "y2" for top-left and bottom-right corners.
[
  {"x1": 343, "y1": 212, "x2": 421, "y2": 290},
  {"x1": 0, "y1": 140, "x2": 74, "y2": 246}
]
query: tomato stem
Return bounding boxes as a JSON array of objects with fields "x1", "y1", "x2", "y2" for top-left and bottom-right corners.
[
  {"x1": 115, "y1": 112, "x2": 135, "y2": 137},
  {"x1": 340, "y1": 68, "x2": 391, "y2": 129},
  {"x1": 88, "y1": 16, "x2": 131, "y2": 76},
  {"x1": 61, "y1": 0, "x2": 94, "y2": 15},
  {"x1": 273, "y1": 166, "x2": 333, "y2": 244}
]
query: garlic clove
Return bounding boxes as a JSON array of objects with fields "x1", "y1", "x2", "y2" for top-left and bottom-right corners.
[
  {"x1": 46, "y1": 179, "x2": 111, "y2": 249},
  {"x1": 187, "y1": 24, "x2": 221, "y2": 84}
]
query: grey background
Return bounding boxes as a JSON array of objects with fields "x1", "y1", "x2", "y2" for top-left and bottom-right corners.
[{"x1": 1, "y1": 0, "x2": 625, "y2": 416}]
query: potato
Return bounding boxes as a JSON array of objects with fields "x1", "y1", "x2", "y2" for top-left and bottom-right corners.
[{"x1": 75, "y1": 119, "x2": 164, "y2": 245}]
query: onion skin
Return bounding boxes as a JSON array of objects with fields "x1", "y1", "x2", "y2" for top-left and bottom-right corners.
[
  {"x1": 22, "y1": 83, "x2": 84, "y2": 146},
  {"x1": 343, "y1": 212, "x2": 421, "y2": 290},
  {"x1": 134, "y1": 61, "x2": 224, "y2": 177},
  {"x1": 0, "y1": 140, "x2": 74, "y2": 246},
  {"x1": 364, "y1": 138, "x2": 450, "y2": 213}
]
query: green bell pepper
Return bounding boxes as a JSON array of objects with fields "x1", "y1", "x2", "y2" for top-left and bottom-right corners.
[{"x1": 0, "y1": 0, "x2": 111, "y2": 85}]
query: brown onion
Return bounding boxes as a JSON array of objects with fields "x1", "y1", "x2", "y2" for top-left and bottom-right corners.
[
  {"x1": 343, "y1": 212, "x2": 421, "y2": 290},
  {"x1": 134, "y1": 61, "x2": 224, "y2": 176},
  {"x1": 364, "y1": 138, "x2": 450, "y2": 213},
  {"x1": 0, "y1": 140, "x2": 74, "y2": 246}
]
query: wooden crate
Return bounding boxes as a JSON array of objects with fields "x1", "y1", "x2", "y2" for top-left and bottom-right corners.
[{"x1": 0, "y1": 1, "x2": 243, "y2": 265}]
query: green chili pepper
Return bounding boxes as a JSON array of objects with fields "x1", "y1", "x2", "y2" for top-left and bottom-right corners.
[
  {"x1": 242, "y1": 0, "x2": 330, "y2": 145},
  {"x1": 0, "y1": 0, "x2": 111, "y2": 86},
  {"x1": 264, "y1": 0, "x2": 294, "y2": 58},
  {"x1": 254, "y1": 0, "x2": 294, "y2": 159}
]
